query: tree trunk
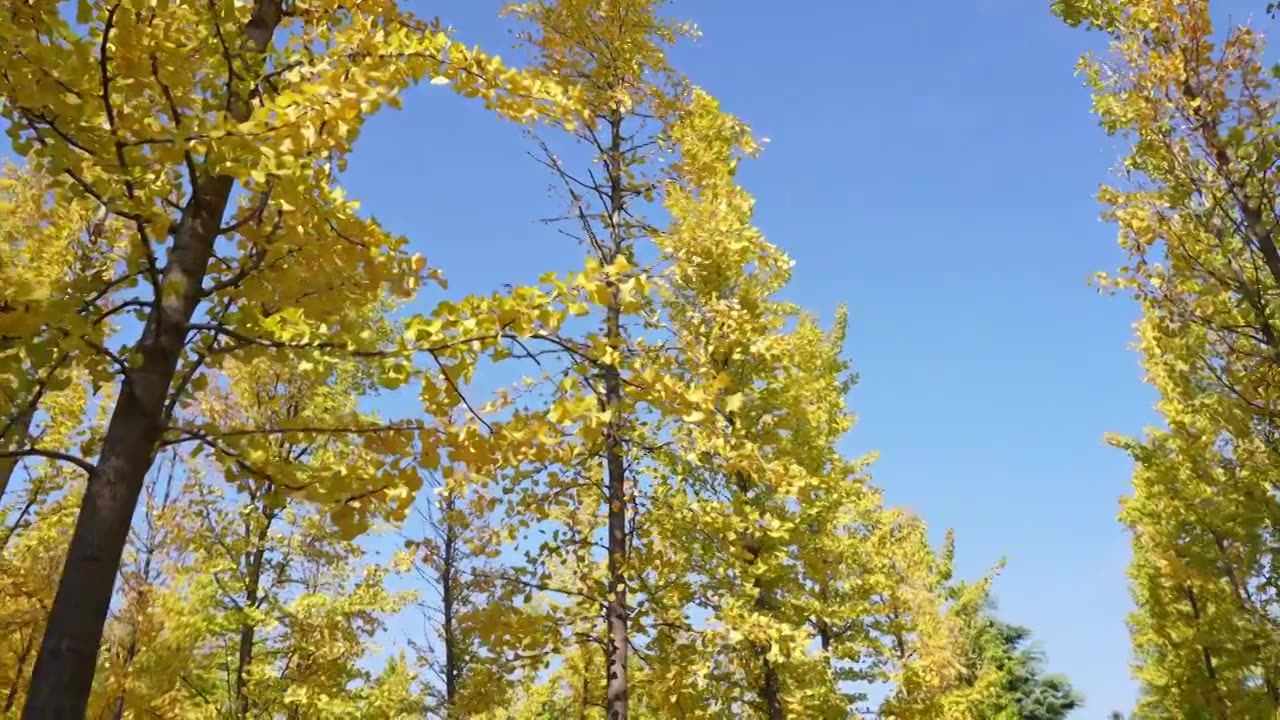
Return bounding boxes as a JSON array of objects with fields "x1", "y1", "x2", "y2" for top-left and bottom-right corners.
[
  {"x1": 579, "y1": 648, "x2": 592, "y2": 720},
  {"x1": 750, "y1": 553, "x2": 784, "y2": 719},
  {"x1": 235, "y1": 512, "x2": 272, "y2": 720},
  {"x1": 0, "y1": 402, "x2": 37, "y2": 504},
  {"x1": 105, "y1": 624, "x2": 141, "y2": 720},
  {"x1": 758, "y1": 648, "x2": 784, "y2": 720},
  {"x1": 1185, "y1": 586, "x2": 1228, "y2": 720},
  {"x1": 602, "y1": 111, "x2": 629, "y2": 720},
  {"x1": 3, "y1": 632, "x2": 36, "y2": 713},
  {"x1": 23, "y1": 4, "x2": 283, "y2": 716},
  {"x1": 731, "y1": 461, "x2": 784, "y2": 719},
  {"x1": 110, "y1": 462, "x2": 176, "y2": 720},
  {"x1": 604, "y1": 397, "x2": 628, "y2": 720},
  {"x1": 24, "y1": 174, "x2": 233, "y2": 720},
  {"x1": 440, "y1": 493, "x2": 458, "y2": 713}
]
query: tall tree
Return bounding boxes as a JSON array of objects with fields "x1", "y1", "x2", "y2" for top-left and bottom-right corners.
[
  {"x1": 404, "y1": 469, "x2": 515, "y2": 717},
  {"x1": 651, "y1": 87, "x2": 802, "y2": 718},
  {"x1": 966, "y1": 609, "x2": 1082, "y2": 720},
  {"x1": 503, "y1": 4, "x2": 689, "y2": 716},
  {"x1": 1057, "y1": 0, "x2": 1280, "y2": 716},
  {"x1": 0, "y1": 161, "x2": 123, "y2": 505},
  {"x1": 415, "y1": 7, "x2": 1017, "y2": 718},
  {"x1": 86, "y1": 354, "x2": 427, "y2": 718},
  {"x1": 647, "y1": 87, "x2": 1012, "y2": 720},
  {"x1": 0, "y1": 1, "x2": 571, "y2": 712},
  {"x1": 92, "y1": 452, "x2": 183, "y2": 720},
  {"x1": 432, "y1": 3, "x2": 701, "y2": 719},
  {"x1": 0, "y1": 312, "x2": 115, "y2": 714}
]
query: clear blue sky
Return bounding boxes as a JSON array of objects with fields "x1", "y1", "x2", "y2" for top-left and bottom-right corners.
[{"x1": 339, "y1": 2, "x2": 1275, "y2": 715}]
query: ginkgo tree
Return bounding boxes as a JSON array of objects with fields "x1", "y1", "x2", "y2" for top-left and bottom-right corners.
[
  {"x1": 404, "y1": 465, "x2": 547, "y2": 717},
  {"x1": 644, "y1": 87, "x2": 1015, "y2": 720},
  {"x1": 83, "y1": 355, "x2": 429, "y2": 719},
  {"x1": 410, "y1": 3, "x2": 710, "y2": 719},
  {"x1": 0, "y1": 161, "x2": 124, "y2": 504},
  {"x1": 0, "y1": 0, "x2": 576, "y2": 714},
  {"x1": 0, "y1": 160, "x2": 125, "y2": 714},
  {"x1": 641, "y1": 87, "x2": 836, "y2": 716},
  {"x1": 1058, "y1": 0, "x2": 1280, "y2": 716}
]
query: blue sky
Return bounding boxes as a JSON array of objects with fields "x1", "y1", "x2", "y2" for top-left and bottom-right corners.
[{"x1": 335, "y1": 0, "x2": 1255, "y2": 715}]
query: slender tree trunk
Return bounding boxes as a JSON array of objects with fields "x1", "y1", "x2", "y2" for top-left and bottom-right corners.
[
  {"x1": 236, "y1": 511, "x2": 273, "y2": 720},
  {"x1": 603, "y1": 324, "x2": 628, "y2": 720},
  {"x1": 2, "y1": 480, "x2": 45, "y2": 552},
  {"x1": 1185, "y1": 587, "x2": 1227, "y2": 720},
  {"x1": 23, "y1": 5, "x2": 284, "y2": 715},
  {"x1": 579, "y1": 647, "x2": 592, "y2": 720},
  {"x1": 2, "y1": 405, "x2": 66, "y2": 551},
  {"x1": 111, "y1": 460, "x2": 176, "y2": 720},
  {"x1": 0, "y1": 404, "x2": 35, "y2": 503},
  {"x1": 815, "y1": 583, "x2": 839, "y2": 678},
  {"x1": 3, "y1": 633, "x2": 36, "y2": 713},
  {"x1": 758, "y1": 650, "x2": 784, "y2": 720},
  {"x1": 604, "y1": 398, "x2": 628, "y2": 720},
  {"x1": 731, "y1": 462, "x2": 784, "y2": 719},
  {"x1": 749, "y1": 549, "x2": 784, "y2": 720},
  {"x1": 440, "y1": 493, "x2": 458, "y2": 713},
  {"x1": 234, "y1": 590, "x2": 259, "y2": 719},
  {"x1": 107, "y1": 637, "x2": 137, "y2": 720},
  {"x1": 108, "y1": 588, "x2": 148, "y2": 720},
  {"x1": 601, "y1": 110, "x2": 630, "y2": 720}
]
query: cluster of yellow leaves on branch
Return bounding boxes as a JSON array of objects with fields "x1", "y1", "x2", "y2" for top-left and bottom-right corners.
[
  {"x1": 0, "y1": 1, "x2": 1017, "y2": 718},
  {"x1": 1057, "y1": 0, "x2": 1280, "y2": 716}
]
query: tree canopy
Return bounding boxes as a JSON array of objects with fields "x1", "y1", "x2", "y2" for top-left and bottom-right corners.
[{"x1": 17, "y1": 0, "x2": 1272, "y2": 718}]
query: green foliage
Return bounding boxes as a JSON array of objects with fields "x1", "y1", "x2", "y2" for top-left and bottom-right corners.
[{"x1": 976, "y1": 613, "x2": 1083, "y2": 720}]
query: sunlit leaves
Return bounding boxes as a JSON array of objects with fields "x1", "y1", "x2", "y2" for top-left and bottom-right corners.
[{"x1": 1064, "y1": 1, "x2": 1280, "y2": 715}]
